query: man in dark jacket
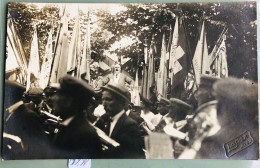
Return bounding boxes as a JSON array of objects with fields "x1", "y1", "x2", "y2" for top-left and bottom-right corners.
[
  {"x1": 97, "y1": 83, "x2": 145, "y2": 158},
  {"x1": 53, "y1": 75, "x2": 102, "y2": 158}
]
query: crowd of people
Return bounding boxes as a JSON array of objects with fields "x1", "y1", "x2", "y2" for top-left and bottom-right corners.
[{"x1": 2, "y1": 72, "x2": 259, "y2": 159}]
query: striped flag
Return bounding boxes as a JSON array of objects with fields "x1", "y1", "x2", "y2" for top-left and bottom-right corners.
[
  {"x1": 26, "y1": 28, "x2": 40, "y2": 91},
  {"x1": 39, "y1": 29, "x2": 53, "y2": 89},
  {"x1": 218, "y1": 35, "x2": 228, "y2": 77},
  {"x1": 210, "y1": 32, "x2": 228, "y2": 78},
  {"x1": 156, "y1": 32, "x2": 167, "y2": 98},
  {"x1": 192, "y1": 21, "x2": 210, "y2": 85}
]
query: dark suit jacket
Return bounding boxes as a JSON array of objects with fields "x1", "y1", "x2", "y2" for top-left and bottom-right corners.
[
  {"x1": 2, "y1": 103, "x2": 53, "y2": 159},
  {"x1": 97, "y1": 113, "x2": 145, "y2": 158},
  {"x1": 54, "y1": 115, "x2": 102, "y2": 158}
]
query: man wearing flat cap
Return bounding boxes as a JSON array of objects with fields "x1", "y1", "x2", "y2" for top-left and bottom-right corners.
[
  {"x1": 53, "y1": 75, "x2": 102, "y2": 158},
  {"x1": 169, "y1": 98, "x2": 192, "y2": 129},
  {"x1": 97, "y1": 82, "x2": 145, "y2": 158}
]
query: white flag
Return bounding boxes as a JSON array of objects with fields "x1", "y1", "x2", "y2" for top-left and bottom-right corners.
[
  {"x1": 39, "y1": 29, "x2": 53, "y2": 89},
  {"x1": 156, "y1": 33, "x2": 167, "y2": 98},
  {"x1": 192, "y1": 21, "x2": 210, "y2": 85},
  {"x1": 131, "y1": 70, "x2": 141, "y2": 106},
  {"x1": 26, "y1": 28, "x2": 40, "y2": 91}
]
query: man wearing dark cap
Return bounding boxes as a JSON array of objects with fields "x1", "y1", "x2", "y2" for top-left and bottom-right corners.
[
  {"x1": 98, "y1": 82, "x2": 145, "y2": 158},
  {"x1": 153, "y1": 97, "x2": 171, "y2": 132},
  {"x1": 53, "y1": 75, "x2": 102, "y2": 158},
  {"x1": 169, "y1": 98, "x2": 193, "y2": 129}
]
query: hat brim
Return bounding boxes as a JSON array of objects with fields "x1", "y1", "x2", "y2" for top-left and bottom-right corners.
[
  {"x1": 101, "y1": 86, "x2": 130, "y2": 102},
  {"x1": 169, "y1": 98, "x2": 192, "y2": 109}
]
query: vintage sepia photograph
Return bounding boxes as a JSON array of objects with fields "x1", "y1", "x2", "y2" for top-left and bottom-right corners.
[{"x1": 2, "y1": 2, "x2": 258, "y2": 159}]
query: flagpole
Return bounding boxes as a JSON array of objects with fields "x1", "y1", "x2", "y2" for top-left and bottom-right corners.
[
  {"x1": 200, "y1": 21, "x2": 205, "y2": 78},
  {"x1": 210, "y1": 26, "x2": 228, "y2": 66}
]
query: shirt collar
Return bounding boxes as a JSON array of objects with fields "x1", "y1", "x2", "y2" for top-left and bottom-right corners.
[
  {"x1": 111, "y1": 109, "x2": 125, "y2": 122},
  {"x1": 125, "y1": 109, "x2": 131, "y2": 116}
]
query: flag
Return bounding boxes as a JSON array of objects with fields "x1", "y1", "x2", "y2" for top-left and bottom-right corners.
[
  {"x1": 210, "y1": 32, "x2": 228, "y2": 78},
  {"x1": 168, "y1": 18, "x2": 190, "y2": 97},
  {"x1": 67, "y1": 10, "x2": 80, "y2": 75},
  {"x1": 80, "y1": 11, "x2": 91, "y2": 82},
  {"x1": 192, "y1": 21, "x2": 210, "y2": 85},
  {"x1": 166, "y1": 25, "x2": 172, "y2": 61},
  {"x1": 76, "y1": 28, "x2": 82, "y2": 78},
  {"x1": 218, "y1": 35, "x2": 228, "y2": 77},
  {"x1": 142, "y1": 42, "x2": 149, "y2": 98},
  {"x1": 50, "y1": 10, "x2": 69, "y2": 83},
  {"x1": 26, "y1": 28, "x2": 40, "y2": 91},
  {"x1": 156, "y1": 32, "x2": 167, "y2": 98},
  {"x1": 39, "y1": 29, "x2": 53, "y2": 89},
  {"x1": 56, "y1": 18, "x2": 69, "y2": 81},
  {"x1": 168, "y1": 16, "x2": 178, "y2": 85},
  {"x1": 50, "y1": 6, "x2": 67, "y2": 83},
  {"x1": 6, "y1": 18, "x2": 27, "y2": 84},
  {"x1": 131, "y1": 70, "x2": 141, "y2": 106},
  {"x1": 146, "y1": 36, "x2": 156, "y2": 100}
]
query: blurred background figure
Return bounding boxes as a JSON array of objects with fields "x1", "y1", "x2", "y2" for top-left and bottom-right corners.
[
  {"x1": 3, "y1": 87, "x2": 52, "y2": 159},
  {"x1": 40, "y1": 86, "x2": 58, "y2": 114},
  {"x1": 195, "y1": 77, "x2": 259, "y2": 159},
  {"x1": 169, "y1": 98, "x2": 193, "y2": 130},
  {"x1": 53, "y1": 75, "x2": 102, "y2": 158},
  {"x1": 103, "y1": 62, "x2": 133, "y2": 88},
  {"x1": 139, "y1": 96, "x2": 161, "y2": 132},
  {"x1": 154, "y1": 97, "x2": 171, "y2": 132},
  {"x1": 178, "y1": 75, "x2": 220, "y2": 159},
  {"x1": 179, "y1": 77, "x2": 258, "y2": 159}
]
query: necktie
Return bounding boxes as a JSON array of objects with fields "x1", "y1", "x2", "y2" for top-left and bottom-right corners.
[{"x1": 104, "y1": 117, "x2": 112, "y2": 135}]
